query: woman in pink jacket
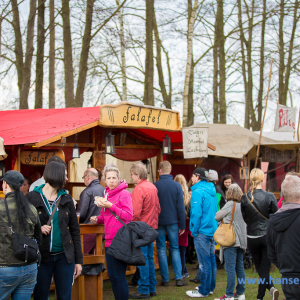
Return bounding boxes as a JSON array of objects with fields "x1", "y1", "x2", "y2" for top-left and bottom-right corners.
[{"x1": 91, "y1": 163, "x2": 133, "y2": 300}]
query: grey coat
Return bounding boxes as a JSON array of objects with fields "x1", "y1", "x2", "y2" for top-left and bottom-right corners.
[
  {"x1": 77, "y1": 179, "x2": 104, "y2": 224},
  {"x1": 215, "y1": 201, "x2": 247, "y2": 251}
]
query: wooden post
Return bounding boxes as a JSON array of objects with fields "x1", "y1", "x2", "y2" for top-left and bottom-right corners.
[
  {"x1": 156, "y1": 149, "x2": 163, "y2": 182},
  {"x1": 255, "y1": 59, "x2": 273, "y2": 168},
  {"x1": 13, "y1": 146, "x2": 21, "y2": 172},
  {"x1": 93, "y1": 151, "x2": 106, "y2": 187}
]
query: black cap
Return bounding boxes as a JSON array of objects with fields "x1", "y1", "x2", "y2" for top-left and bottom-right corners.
[
  {"x1": 2, "y1": 170, "x2": 25, "y2": 189},
  {"x1": 193, "y1": 167, "x2": 208, "y2": 180}
]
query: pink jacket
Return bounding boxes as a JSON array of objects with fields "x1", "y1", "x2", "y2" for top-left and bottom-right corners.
[{"x1": 97, "y1": 180, "x2": 133, "y2": 247}]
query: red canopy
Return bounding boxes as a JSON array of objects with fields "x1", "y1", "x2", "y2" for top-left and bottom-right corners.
[{"x1": 0, "y1": 107, "x2": 99, "y2": 146}]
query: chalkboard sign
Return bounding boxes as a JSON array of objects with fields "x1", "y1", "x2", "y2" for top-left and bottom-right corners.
[{"x1": 182, "y1": 126, "x2": 208, "y2": 159}]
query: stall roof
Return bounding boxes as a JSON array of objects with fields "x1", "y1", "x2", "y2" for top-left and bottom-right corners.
[
  {"x1": 189, "y1": 123, "x2": 300, "y2": 159},
  {"x1": 0, "y1": 107, "x2": 99, "y2": 146}
]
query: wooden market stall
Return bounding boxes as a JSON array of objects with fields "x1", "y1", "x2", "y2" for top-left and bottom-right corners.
[{"x1": 0, "y1": 102, "x2": 216, "y2": 300}]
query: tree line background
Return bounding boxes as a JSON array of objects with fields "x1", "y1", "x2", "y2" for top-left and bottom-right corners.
[{"x1": 0, "y1": 0, "x2": 300, "y2": 129}]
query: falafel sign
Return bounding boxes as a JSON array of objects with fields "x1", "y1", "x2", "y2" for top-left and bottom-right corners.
[
  {"x1": 99, "y1": 102, "x2": 181, "y2": 131},
  {"x1": 182, "y1": 126, "x2": 208, "y2": 159},
  {"x1": 20, "y1": 149, "x2": 65, "y2": 166}
]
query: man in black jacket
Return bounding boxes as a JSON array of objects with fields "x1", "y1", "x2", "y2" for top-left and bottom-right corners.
[
  {"x1": 77, "y1": 168, "x2": 104, "y2": 254},
  {"x1": 267, "y1": 175, "x2": 300, "y2": 300}
]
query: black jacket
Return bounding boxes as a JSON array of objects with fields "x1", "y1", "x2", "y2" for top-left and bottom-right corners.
[
  {"x1": 267, "y1": 208, "x2": 300, "y2": 277},
  {"x1": 241, "y1": 189, "x2": 278, "y2": 236},
  {"x1": 106, "y1": 221, "x2": 159, "y2": 266},
  {"x1": 77, "y1": 179, "x2": 104, "y2": 224},
  {"x1": 26, "y1": 191, "x2": 83, "y2": 264}
]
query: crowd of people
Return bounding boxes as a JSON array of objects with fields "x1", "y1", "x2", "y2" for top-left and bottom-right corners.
[{"x1": 0, "y1": 155, "x2": 299, "y2": 300}]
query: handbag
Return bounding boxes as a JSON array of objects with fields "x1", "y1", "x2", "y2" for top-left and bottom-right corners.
[
  {"x1": 213, "y1": 201, "x2": 236, "y2": 247},
  {"x1": 4, "y1": 198, "x2": 41, "y2": 264},
  {"x1": 245, "y1": 193, "x2": 269, "y2": 221}
]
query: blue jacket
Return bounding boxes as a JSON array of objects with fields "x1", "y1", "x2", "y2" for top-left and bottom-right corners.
[
  {"x1": 190, "y1": 180, "x2": 218, "y2": 237},
  {"x1": 154, "y1": 175, "x2": 186, "y2": 229}
]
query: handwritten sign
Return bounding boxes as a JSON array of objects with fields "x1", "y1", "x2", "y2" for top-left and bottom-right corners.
[
  {"x1": 99, "y1": 102, "x2": 181, "y2": 131},
  {"x1": 261, "y1": 146, "x2": 293, "y2": 163},
  {"x1": 182, "y1": 127, "x2": 208, "y2": 159},
  {"x1": 21, "y1": 149, "x2": 65, "y2": 166},
  {"x1": 274, "y1": 104, "x2": 297, "y2": 132}
]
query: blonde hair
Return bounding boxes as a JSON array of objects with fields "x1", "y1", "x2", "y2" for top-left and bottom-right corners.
[
  {"x1": 174, "y1": 174, "x2": 191, "y2": 217},
  {"x1": 103, "y1": 163, "x2": 120, "y2": 180},
  {"x1": 226, "y1": 183, "x2": 243, "y2": 202},
  {"x1": 158, "y1": 161, "x2": 172, "y2": 174},
  {"x1": 130, "y1": 163, "x2": 147, "y2": 180},
  {"x1": 249, "y1": 168, "x2": 264, "y2": 202}
]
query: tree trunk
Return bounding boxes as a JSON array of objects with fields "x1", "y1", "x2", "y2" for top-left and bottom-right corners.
[
  {"x1": 11, "y1": 0, "x2": 24, "y2": 106},
  {"x1": 62, "y1": 0, "x2": 75, "y2": 107},
  {"x1": 75, "y1": 0, "x2": 95, "y2": 107},
  {"x1": 182, "y1": 0, "x2": 198, "y2": 127},
  {"x1": 19, "y1": 0, "x2": 36, "y2": 109},
  {"x1": 217, "y1": 0, "x2": 226, "y2": 124},
  {"x1": 143, "y1": 0, "x2": 154, "y2": 106},
  {"x1": 153, "y1": 11, "x2": 171, "y2": 108},
  {"x1": 35, "y1": 0, "x2": 45, "y2": 109},
  {"x1": 278, "y1": 0, "x2": 285, "y2": 105},
  {"x1": 49, "y1": 0, "x2": 55, "y2": 108},
  {"x1": 116, "y1": 0, "x2": 127, "y2": 102},
  {"x1": 256, "y1": 0, "x2": 266, "y2": 128},
  {"x1": 187, "y1": 0, "x2": 194, "y2": 126},
  {"x1": 283, "y1": 0, "x2": 299, "y2": 104},
  {"x1": 213, "y1": 18, "x2": 219, "y2": 124}
]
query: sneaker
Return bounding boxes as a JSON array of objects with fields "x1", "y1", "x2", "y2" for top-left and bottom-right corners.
[
  {"x1": 234, "y1": 293, "x2": 245, "y2": 300},
  {"x1": 270, "y1": 287, "x2": 279, "y2": 300},
  {"x1": 150, "y1": 292, "x2": 156, "y2": 297},
  {"x1": 196, "y1": 288, "x2": 213, "y2": 294},
  {"x1": 183, "y1": 273, "x2": 190, "y2": 279},
  {"x1": 214, "y1": 296, "x2": 234, "y2": 300},
  {"x1": 176, "y1": 279, "x2": 188, "y2": 286},
  {"x1": 128, "y1": 281, "x2": 139, "y2": 288},
  {"x1": 160, "y1": 281, "x2": 169, "y2": 286},
  {"x1": 210, "y1": 291, "x2": 214, "y2": 295},
  {"x1": 128, "y1": 292, "x2": 150, "y2": 299},
  {"x1": 186, "y1": 290, "x2": 208, "y2": 298}
]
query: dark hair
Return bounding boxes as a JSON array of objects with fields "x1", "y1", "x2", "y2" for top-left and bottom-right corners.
[
  {"x1": 221, "y1": 174, "x2": 234, "y2": 194},
  {"x1": 24, "y1": 176, "x2": 32, "y2": 185},
  {"x1": 44, "y1": 161, "x2": 66, "y2": 190},
  {"x1": 47, "y1": 156, "x2": 67, "y2": 167},
  {"x1": 5, "y1": 175, "x2": 32, "y2": 234}
]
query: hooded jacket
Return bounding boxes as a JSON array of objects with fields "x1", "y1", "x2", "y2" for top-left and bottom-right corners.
[
  {"x1": 190, "y1": 180, "x2": 218, "y2": 237},
  {"x1": 77, "y1": 179, "x2": 104, "y2": 224},
  {"x1": 96, "y1": 180, "x2": 133, "y2": 247},
  {"x1": 241, "y1": 189, "x2": 278, "y2": 236},
  {"x1": 267, "y1": 206, "x2": 300, "y2": 277}
]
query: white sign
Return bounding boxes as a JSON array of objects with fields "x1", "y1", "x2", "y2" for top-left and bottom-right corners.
[
  {"x1": 182, "y1": 126, "x2": 208, "y2": 159},
  {"x1": 274, "y1": 104, "x2": 297, "y2": 132}
]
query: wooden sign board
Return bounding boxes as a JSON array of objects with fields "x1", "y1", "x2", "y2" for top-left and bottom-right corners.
[
  {"x1": 21, "y1": 149, "x2": 65, "y2": 166},
  {"x1": 239, "y1": 167, "x2": 249, "y2": 179},
  {"x1": 261, "y1": 146, "x2": 294, "y2": 163},
  {"x1": 167, "y1": 152, "x2": 203, "y2": 165},
  {"x1": 99, "y1": 102, "x2": 181, "y2": 131},
  {"x1": 182, "y1": 127, "x2": 208, "y2": 159}
]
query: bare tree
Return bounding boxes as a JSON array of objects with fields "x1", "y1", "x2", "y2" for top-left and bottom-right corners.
[
  {"x1": 182, "y1": 0, "x2": 198, "y2": 127},
  {"x1": 49, "y1": 0, "x2": 55, "y2": 108}
]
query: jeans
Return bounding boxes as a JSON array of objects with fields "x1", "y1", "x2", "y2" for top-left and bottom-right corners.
[
  {"x1": 34, "y1": 252, "x2": 75, "y2": 300},
  {"x1": 282, "y1": 277, "x2": 300, "y2": 300},
  {"x1": 247, "y1": 236, "x2": 273, "y2": 299},
  {"x1": 223, "y1": 247, "x2": 245, "y2": 297},
  {"x1": 0, "y1": 263, "x2": 37, "y2": 300},
  {"x1": 179, "y1": 246, "x2": 188, "y2": 275},
  {"x1": 105, "y1": 248, "x2": 128, "y2": 300},
  {"x1": 194, "y1": 232, "x2": 217, "y2": 296},
  {"x1": 156, "y1": 224, "x2": 182, "y2": 282},
  {"x1": 138, "y1": 243, "x2": 157, "y2": 295}
]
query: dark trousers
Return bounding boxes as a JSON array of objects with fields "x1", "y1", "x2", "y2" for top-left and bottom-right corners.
[
  {"x1": 282, "y1": 278, "x2": 300, "y2": 300},
  {"x1": 105, "y1": 248, "x2": 128, "y2": 300},
  {"x1": 179, "y1": 246, "x2": 188, "y2": 275},
  {"x1": 131, "y1": 268, "x2": 140, "y2": 285},
  {"x1": 34, "y1": 252, "x2": 75, "y2": 300},
  {"x1": 247, "y1": 236, "x2": 273, "y2": 299}
]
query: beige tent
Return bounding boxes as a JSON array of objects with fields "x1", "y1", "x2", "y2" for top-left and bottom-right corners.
[
  {"x1": 0, "y1": 137, "x2": 7, "y2": 160},
  {"x1": 190, "y1": 124, "x2": 300, "y2": 159}
]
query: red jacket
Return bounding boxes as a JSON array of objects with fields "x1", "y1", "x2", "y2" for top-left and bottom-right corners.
[{"x1": 132, "y1": 179, "x2": 161, "y2": 229}]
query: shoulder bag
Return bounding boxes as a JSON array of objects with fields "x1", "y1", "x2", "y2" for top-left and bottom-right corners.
[
  {"x1": 245, "y1": 193, "x2": 269, "y2": 221},
  {"x1": 213, "y1": 201, "x2": 236, "y2": 247}
]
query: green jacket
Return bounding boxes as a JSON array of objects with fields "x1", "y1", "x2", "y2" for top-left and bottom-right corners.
[{"x1": 0, "y1": 192, "x2": 41, "y2": 266}]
